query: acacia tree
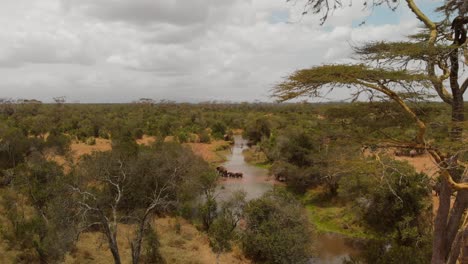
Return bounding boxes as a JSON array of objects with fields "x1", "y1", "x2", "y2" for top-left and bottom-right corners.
[{"x1": 278, "y1": 1, "x2": 468, "y2": 263}]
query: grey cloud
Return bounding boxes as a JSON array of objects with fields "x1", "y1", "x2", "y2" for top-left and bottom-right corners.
[
  {"x1": 143, "y1": 24, "x2": 206, "y2": 44},
  {"x1": 0, "y1": 0, "x2": 423, "y2": 103},
  {"x1": 106, "y1": 43, "x2": 200, "y2": 74},
  {"x1": 0, "y1": 32, "x2": 95, "y2": 68},
  {"x1": 62, "y1": 0, "x2": 221, "y2": 26}
]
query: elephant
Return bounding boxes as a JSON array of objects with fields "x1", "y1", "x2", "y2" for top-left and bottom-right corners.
[
  {"x1": 216, "y1": 166, "x2": 228, "y2": 177},
  {"x1": 234, "y1": 172, "x2": 243, "y2": 178}
]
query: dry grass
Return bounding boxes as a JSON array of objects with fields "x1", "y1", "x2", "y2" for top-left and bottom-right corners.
[
  {"x1": 62, "y1": 217, "x2": 250, "y2": 264},
  {"x1": 185, "y1": 140, "x2": 231, "y2": 164},
  {"x1": 136, "y1": 135, "x2": 157, "y2": 146},
  {"x1": 3, "y1": 135, "x2": 247, "y2": 263},
  {"x1": 70, "y1": 138, "x2": 112, "y2": 159}
]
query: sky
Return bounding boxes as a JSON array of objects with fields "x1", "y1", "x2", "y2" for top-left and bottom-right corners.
[{"x1": 0, "y1": 0, "x2": 444, "y2": 103}]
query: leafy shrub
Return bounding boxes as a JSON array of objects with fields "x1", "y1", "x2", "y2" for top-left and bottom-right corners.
[{"x1": 242, "y1": 189, "x2": 312, "y2": 263}]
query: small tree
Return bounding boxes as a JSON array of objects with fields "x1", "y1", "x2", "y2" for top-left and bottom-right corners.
[
  {"x1": 241, "y1": 189, "x2": 312, "y2": 263},
  {"x1": 208, "y1": 191, "x2": 246, "y2": 264},
  {"x1": 1, "y1": 157, "x2": 78, "y2": 264}
]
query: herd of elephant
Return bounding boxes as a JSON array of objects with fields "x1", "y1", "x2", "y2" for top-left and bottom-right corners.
[{"x1": 216, "y1": 166, "x2": 243, "y2": 178}]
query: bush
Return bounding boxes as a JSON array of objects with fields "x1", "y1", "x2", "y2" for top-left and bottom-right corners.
[
  {"x1": 85, "y1": 137, "x2": 96, "y2": 146},
  {"x1": 45, "y1": 132, "x2": 71, "y2": 155},
  {"x1": 133, "y1": 128, "x2": 144, "y2": 140},
  {"x1": 141, "y1": 226, "x2": 165, "y2": 264},
  {"x1": 211, "y1": 122, "x2": 227, "y2": 139},
  {"x1": 241, "y1": 189, "x2": 312, "y2": 263},
  {"x1": 177, "y1": 131, "x2": 189, "y2": 143},
  {"x1": 199, "y1": 130, "x2": 211, "y2": 143}
]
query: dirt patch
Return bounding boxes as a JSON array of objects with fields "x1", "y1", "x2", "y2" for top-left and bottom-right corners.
[
  {"x1": 70, "y1": 138, "x2": 112, "y2": 159},
  {"x1": 136, "y1": 135, "x2": 157, "y2": 146},
  {"x1": 394, "y1": 153, "x2": 439, "y2": 178},
  {"x1": 185, "y1": 140, "x2": 231, "y2": 164}
]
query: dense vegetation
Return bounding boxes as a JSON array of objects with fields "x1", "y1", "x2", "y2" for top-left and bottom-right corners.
[{"x1": 0, "y1": 100, "x2": 465, "y2": 263}]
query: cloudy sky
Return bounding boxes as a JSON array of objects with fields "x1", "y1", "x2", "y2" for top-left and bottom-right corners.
[{"x1": 0, "y1": 0, "x2": 442, "y2": 103}]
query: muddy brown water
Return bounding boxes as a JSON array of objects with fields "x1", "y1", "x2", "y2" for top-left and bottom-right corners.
[{"x1": 217, "y1": 135, "x2": 360, "y2": 264}]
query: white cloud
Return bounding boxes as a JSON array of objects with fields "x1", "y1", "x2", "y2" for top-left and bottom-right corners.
[{"x1": 0, "y1": 0, "x2": 433, "y2": 102}]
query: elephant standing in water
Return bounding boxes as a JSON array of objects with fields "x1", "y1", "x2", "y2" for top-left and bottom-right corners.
[{"x1": 216, "y1": 166, "x2": 228, "y2": 177}]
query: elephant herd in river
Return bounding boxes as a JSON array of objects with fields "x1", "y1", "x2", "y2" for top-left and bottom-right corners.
[{"x1": 216, "y1": 166, "x2": 243, "y2": 178}]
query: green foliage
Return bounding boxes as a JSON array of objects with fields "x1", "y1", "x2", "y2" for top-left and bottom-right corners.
[
  {"x1": 355, "y1": 41, "x2": 452, "y2": 62},
  {"x1": 133, "y1": 128, "x2": 144, "y2": 140},
  {"x1": 244, "y1": 116, "x2": 272, "y2": 144},
  {"x1": 269, "y1": 127, "x2": 317, "y2": 167},
  {"x1": 111, "y1": 128, "x2": 139, "y2": 157},
  {"x1": 0, "y1": 124, "x2": 31, "y2": 169},
  {"x1": 141, "y1": 226, "x2": 165, "y2": 264},
  {"x1": 211, "y1": 122, "x2": 227, "y2": 139},
  {"x1": 273, "y1": 64, "x2": 430, "y2": 102},
  {"x1": 73, "y1": 142, "x2": 218, "y2": 263},
  {"x1": 198, "y1": 130, "x2": 211, "y2": 143},
  {"x1": 199, "y1": 193, "x2": 218, "y2": 231},
  {"x1": 85, "y1": 136, "x2": 96, "y2": 146},
  {"x1": 176, "y1": 130, "x2": 189, "y2": 143},
  {"x1": 209, "y1": 217, "x2": 233, "y2": 256},
  {"x1": 338, "y1": 158, "x2": 432, "y2": 263},
  {"x1": 361, "y1": 239, "x2": 432, "y2": 264},
  {"x1": 45, "y1": 131, "x2": 71, "y2": 155},
  {"x1": 208, "y1": 190, "x2": 247, "y2": 256},
  {"x1": 2, "y1": 158, "x2": 77, "y2": 264},
  {"x1": 241, "y1": 189, "x2": 312, "y2": 264}
]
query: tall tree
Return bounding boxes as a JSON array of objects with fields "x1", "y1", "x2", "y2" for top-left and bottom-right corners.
[{"x1": 278, "y1": 1, "x2": 468, "y2": 263}]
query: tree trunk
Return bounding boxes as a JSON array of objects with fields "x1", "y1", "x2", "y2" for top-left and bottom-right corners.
[
  {"x1": 445, "y1": 190, "x2": 468, "y2": 259},
  {"x1": 432, "y1": 179, "x2": 451, "y2": 264},
  {"x1": 131, "y1": 218, "x2": 148, "y2": 264},
  {"x1": 109, "y1": 238, "x2": 122, "y2": 264},
  {"x1": 100, "y1": 213, "x2": 121, "y2": 264},
  {"x1": 460, "y1": 226, "x2": 468, "y2": 263},
  {"x1": 432, "y1": 24, "x2": 468, "y2": 263},
  {"x1": 447, "y1": 229, "x2": 462, "y2": 264},
  {"x1": 449, "y1": 42, "x2": 465, "y2": 141}
]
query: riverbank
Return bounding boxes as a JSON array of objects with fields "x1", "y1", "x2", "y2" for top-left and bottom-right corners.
[
  {"x1": 239, "y1": 146, "x2": 369, "y2": 240},
  {"x1": 185, "y1": 140, "x2": 231, "y2": 164},
  {"x1": 241, "y1": 146, "x2": 271, "y2": 169},
  {"x1": 304, "y1": 188, "x2": 374, "y2": 240}
]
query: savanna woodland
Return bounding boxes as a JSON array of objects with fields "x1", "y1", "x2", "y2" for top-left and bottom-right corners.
[{"x1": 0, "y1": 0, "x2": 467, "y2": 264}]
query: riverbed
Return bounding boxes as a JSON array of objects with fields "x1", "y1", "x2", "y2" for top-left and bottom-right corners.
[{"x1": 217, "y1": 135, "x2": 360, "y2": 264}]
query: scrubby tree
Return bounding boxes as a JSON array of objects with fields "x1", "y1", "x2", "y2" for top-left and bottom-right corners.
[
  {"x1": 208, "y1": 191, "x2": 246, "y2": 264},
  {"x1": 244, "y1": 116, "x2": 272, "y2": 145},
  {"x1": 241, "y1": 189, "x2": 312, "y2": 263},
  {"x1": 1, "y1": 157, "x2": 78, "y2": 264},
  {"x1": 339, "y1": 157, "x2": 432, "y2": 263},
  {"x1": 0, "y1": 124, "x2": 31, "y2": 169}
]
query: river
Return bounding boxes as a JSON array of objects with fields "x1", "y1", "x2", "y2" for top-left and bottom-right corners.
[{"x1": 217, "y1": 135, "x2": 360, "y2": 264}]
